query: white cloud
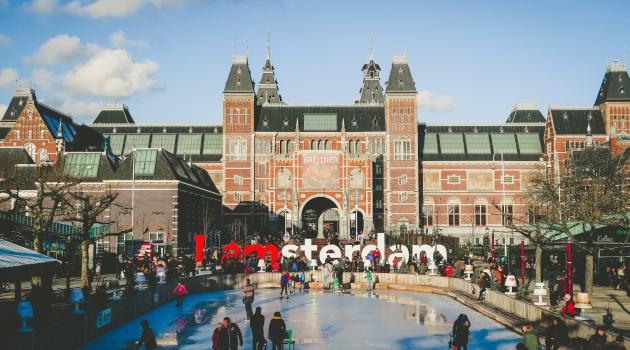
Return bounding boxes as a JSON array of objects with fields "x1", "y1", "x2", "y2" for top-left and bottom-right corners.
[
  {"x1": 109, "y1": 31, "x2": 147, "y2": 49},
  {"x1": 26, "y1": 0, "x2": 58, "y2": 14},
  {"x1": 24, "y1": 34, "x2": 83, "y2": 65},
  {"x1": 0, "y1": 68, "x2": 19, "y2": 88},
  {"x1": 60, "y1": 100, "x2": 102, "y2": 119},
  {"x1": 63, "y1": 48, "x2": 159, "y2": 98},
  {"x1": 418, "y1": 91, "x2": 454, "y2": 113},
  {"x1": 0, "y1": 104, "x2": 7, "y2": 117},
  {"x1": 0, "y1": 33, "x2": 11, "y2": 46},
  {"x1": 26, "y1": 0, "x2": 192, "y2": 18},
  {"x1": 32, "y1": 68, "x2": 55, "y2": 90}
]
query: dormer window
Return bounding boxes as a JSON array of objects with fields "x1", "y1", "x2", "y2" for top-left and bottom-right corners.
[{"x1": 620, "y1": 86, "x2": 625, "y2": 95}]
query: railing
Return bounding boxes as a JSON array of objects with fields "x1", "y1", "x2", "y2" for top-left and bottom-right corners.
[{"x1": 0, "y1": 212, "x2": 110, "y2": 239}]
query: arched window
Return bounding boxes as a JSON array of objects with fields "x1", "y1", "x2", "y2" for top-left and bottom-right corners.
[
  {"x1": 311, "y1": 140, "x2": 317, "y2": 150},
  {"x1": 287, "y1": 140, "x2": 293, "y2": 154},
  {"x1": 280, "y1": 140, "x2": 286, "y2": 154},
  {"x1": 349, "y1": 140, "x2": 356, "y2": 155},
  {"x1": 355, "y1": 140, "x2": 361, "y2": 155},
  {"x1": 318, "y1": 140, "x2": 324, "y2": 150},
  {"x1": 325, "y1": 140, "x2": 331, "y2": 150}
]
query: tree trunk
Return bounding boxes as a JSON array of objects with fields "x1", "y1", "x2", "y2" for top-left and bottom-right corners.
[
  {"x1": 585, "y1": 253, "x2": 594, "y2": 294},
  {"x1": 535, "y1": 243, "x2": 543, "y2": 283},
  {"x1": 81, "y1": 239, "x2": 90, "y2": 290},
  {"x1": 33, "y1": 234, "x2": 43, "y2": 253}
]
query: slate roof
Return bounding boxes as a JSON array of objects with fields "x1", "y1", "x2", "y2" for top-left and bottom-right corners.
[
  {"x1": 549, "y1": 108, "x2": 606, "y2": 135},
  {"x1": 224, "y1": 57, "x2": 255, "y2": 93},
  {"x1": 0, "y1": 239, "x2": 60, "y2": 279},
  {"x1": 0, "y1": 88, "x2": 37, "y2": 122},
  {"x1": 386, "y1": 61, "x2": 416, "y2": 93},
  {"x1": 93, "y1": 104, "x2": 135, "y2": 124},
  {"x1": 357, "y1": 58, "x2": 384, "y2": 104},
  {"x1": 256, "y1": 54, "x2": 283, "y2": 105},
  {"x1": 112, "y1": 149, "x2": 221, "y2": 194},
  {"x1": 594, "y1": 62, "x2": 630, "y2": 106},
  {"x1": 255, "y1": 105, "x2": 386, "y2": 132},
  {"x1": 506, "y1": 106, "x2": 546, "y2": 123},
  {"x1": 419, "y1": 124, "x2": 545, "y2": 161},
  {"x1": 0, "y1": 148, "x2": 34, "y2": 167}
]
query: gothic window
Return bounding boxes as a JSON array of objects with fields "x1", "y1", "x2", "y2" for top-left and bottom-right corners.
[
  {"x1": 287, "y1": 140, "x2": 294, "y2": 154},
  {"x1": 311, "y1": 140, "x2": 317, "y2": 150},
  {"x1": 24, "y1": 143, "x2": 36, "y2": 160},
  {"x1": 325, "y1": 140, "x2": 331, "y2": 150}
]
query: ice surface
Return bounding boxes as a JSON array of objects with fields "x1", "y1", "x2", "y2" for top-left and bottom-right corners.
[{"x1": 80, "y1": 288, "x2": 521, "y2": 349}]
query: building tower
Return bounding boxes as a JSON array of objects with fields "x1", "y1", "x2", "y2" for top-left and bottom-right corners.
[
  {"x1": 256, "y1": 40, "x2": 283, "y2": 105},
  {"x1": 356, "y1": 46, "x2": 384, "y2": 104},
  {"x1": 595, "y1": 60, "x2": 630, "y2": 155},
  {"x1": 384, "y1": 53, "x2": 419, "y2": 235},
  {"x1": 222, "y1": 53, "x2": 256, "y2": 235}
]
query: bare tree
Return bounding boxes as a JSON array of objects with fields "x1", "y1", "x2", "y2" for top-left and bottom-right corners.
[{"x1": 62, "y1": 183, "x2": 129, "y2": 289}]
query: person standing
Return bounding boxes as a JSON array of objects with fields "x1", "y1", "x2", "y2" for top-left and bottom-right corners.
[
  {"x1": 136, "y1": 320, "x2": 157, "y2": 350},
  {"x1": 521, "y1": 323, "x2": 538, "y2": 350},
  {"x1": 268, "y1": 311, "x2": 287, "y2": 350},
  {"x1": 280, "y1": 272, "x2": 290, "y2": 299},
  {"x1": 212, "y1": 323, "x2": 223, "y2": 350},
  {"x1": 173, "y1": 282, "x2": 188, "y2": 307},
  {"x1": 218, "y1": 317, "x2": 243, "y2": 350},
  {"x1": 452, "y1": 314, "x2": 471, "y2": 350},
  {"x1": 477, "y1": 272, "x2": 489, "y2": 301},
  {"x1": 242, "y1": 279, "x2": 255, "y2": 319},
  {"x1": 588, "y1": 327, "x2": 608, "y2": 350},
  {"x1": 545, "y1": 317, "x2": 568, "y2": 350},
  {"x1": 366, "y1": 269, "x2": 373, "y2": 291},
  {"x1": 250, "y1": 307, "x2": 266, "y2": 350}
]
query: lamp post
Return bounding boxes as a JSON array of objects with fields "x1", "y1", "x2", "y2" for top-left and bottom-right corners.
[
  {"x1": 484, "y1": 227, "x2": 490, "y2": 260},
  {"x1": 491, "y1": 229, "x2": 495, "y2": 264}
]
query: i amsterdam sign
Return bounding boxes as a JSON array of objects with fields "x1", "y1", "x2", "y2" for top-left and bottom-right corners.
[{"x1": 220, "y1": 233, "x2": 448, "y2": 271}]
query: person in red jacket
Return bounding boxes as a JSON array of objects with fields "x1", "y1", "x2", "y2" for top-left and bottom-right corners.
[
  {"x1": 445, "y1": 265, "x2": 453, "y2": 277},
  {"x1": 173, "y1": 282, "x2": 189, "y2": 307},
  {"x1": 561, "y1": 294, "x2": 579, "y2": 318}
]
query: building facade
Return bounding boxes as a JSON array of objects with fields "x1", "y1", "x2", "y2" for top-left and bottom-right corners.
[{"x1": 3, "y1": 53, "x2": 630, "y2": 245}]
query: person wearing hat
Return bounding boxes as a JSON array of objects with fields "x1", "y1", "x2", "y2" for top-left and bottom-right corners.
[{"x1": 588, "y1": 326, "x2": 608, "y2": 350}]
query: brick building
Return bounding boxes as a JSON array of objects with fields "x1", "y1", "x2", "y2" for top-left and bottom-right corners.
[{"x1": 3, "y1": 53, "x2": 630, "y2": 245}]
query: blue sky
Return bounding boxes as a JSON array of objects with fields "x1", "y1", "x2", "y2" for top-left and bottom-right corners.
[{"x1": 0, "y1": 0, "x2": 629, "y2": 125}]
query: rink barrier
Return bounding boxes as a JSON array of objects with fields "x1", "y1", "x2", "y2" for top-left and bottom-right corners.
[{"x1": 8, "y1": 271, "x2": 629, "y2": 349}]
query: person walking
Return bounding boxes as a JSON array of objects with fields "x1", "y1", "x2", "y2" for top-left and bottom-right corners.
[
  {"x1": 212, "y1": 323, "x2": 222, "y2": 350},
  {"x1": 521, "y1": 323, "x2": 538, "y2": 350},
  {"x1": 242, "y1": 278, "x2": 255, "y2": 320},
  {"x1": 136, "y1": 320, "x2": 157, "y2": 350},
  {"x1": 452, "y1": 314, "x2": 471, "y2": 350},
  {"x1": 250, "y1": 307, "x2": 266, "y2": 350},
  {"x1": 173, "y1": 282, "x2": 188, "y2": 307},
  {"x1": 280, "y1": 272, "x2": 290, "y2": 299},
  {"x1": 477, "y1": 272, "x2": 489, "y2": 301},
  {"x1": 218, "y1": 317, "x2": 243, "y2": 350},
  {"x1": 588, "y1": 326, "x2": 608, "y2": 350},
  {"x1": 561, "y1": 294, "x2": 579, "y2": 318},
  {"x1": 268, "y1": 311, "x2": 287, "y2": 350},
  {"x1": 545, "y1": 317, "x2": 567, "y2": 350}
]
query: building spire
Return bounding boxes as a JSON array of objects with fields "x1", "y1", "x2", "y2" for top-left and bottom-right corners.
[
  {"x1": 369, "y1": 36, "x2": 374, "y2": 61},
  {"x1": 356, "y1": 41, "x2": 384, "y2": 104},
  {"x1": 266, "y1": 33, "x2": 271, "y2": 61},
  {"x1": 256, "y1": 34, "x2": 282, "y2": 105}
]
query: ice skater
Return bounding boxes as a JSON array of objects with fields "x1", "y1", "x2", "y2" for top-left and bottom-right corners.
[
  {"x1": 268, "y1": 311, "x2": 287, "y2": 350},
  {"x1": 218, "y1": 317, "x2": 243, "y2": 350},
  {"x1": 242, "y1": 278, "x2": 255, "y2": 320},
  {"x1": 452, "y1": 314, "x2": 471, "y2": 350},
  {"x1": 280, "y1": 272, "x2": 290, "y2": 299},
  {"x1": 136, "y1": 320, "x2": 157, "y2": 350},
  {"x1": 250, "y1": 307, "x2": 267, "y2": 350},
  {"x1": 173, "y1": 282, "x2": 189, "y2": 307}
]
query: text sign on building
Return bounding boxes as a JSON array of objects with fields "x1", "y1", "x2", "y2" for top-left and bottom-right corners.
[
  {"x1": 96, "y1": 307, "x2": 112, "y2": 329},
  {"x1": 301, "y1": 151, "x2": 340, "y2": 189}
]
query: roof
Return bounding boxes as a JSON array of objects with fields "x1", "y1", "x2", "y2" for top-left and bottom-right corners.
[
  {"x1": 506, "y1": 106, "x2": 546, "y2": 123},
  {"x1": 224, "y1": 56, "x2": 255, "y2": 93},
  {"x1": 256, "y1": 54, "x2": 283, "y2": 105},
  {"x1": 386, "y1": 59, "x2": 416, "y2": 93},
  {"x1": 594, "y1": 61, "x2": 630, "y2": 105},
  {"x1": 90, "y1": 124, "x2": 223, "y2": 161},
  {"x1": 357, "y1": 58, "x2": 384, "y2": 104},
  {"x1": 0, "y1": 148, "x2": 33, "y2": 167},
  {"x1": 549, "y1": 108, "x2": 606, "y2": 135},
  {"x1": 255, "y1": 105, "x2": 386, "y2": 132},
  {"x1": 0, "y1": 239, "x2": 60, "y2": 279},
  {"x1": 419, "y1": 124, "x2": 545, "y2": 161},
  {"x1": 93, "y1": 104, "x2": 135, "y2": 124}
]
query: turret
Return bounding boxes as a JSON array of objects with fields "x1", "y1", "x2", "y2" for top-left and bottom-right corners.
[
  {"x1": 356, "y1": 46, "x2": 384, "y2": 104},
  {"x1": 256, "y1": 39, "x2": 283, "y2": 105}
]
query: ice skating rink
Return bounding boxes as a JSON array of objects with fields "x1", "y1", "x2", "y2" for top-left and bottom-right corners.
[{"x1": 80, "y1": 288, "x2": 521, "y2": 349}]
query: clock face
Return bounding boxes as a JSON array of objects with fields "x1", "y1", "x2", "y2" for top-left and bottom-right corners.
[{"x1": 24, "y1": 143, "x2": 36, "y2": 160}]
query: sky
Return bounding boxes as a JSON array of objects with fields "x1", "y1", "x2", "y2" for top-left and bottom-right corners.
[{"x1": 0, "y1": 0, "x2": 629, "y2": 125}]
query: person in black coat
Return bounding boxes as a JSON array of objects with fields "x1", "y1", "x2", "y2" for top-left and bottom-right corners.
[
  {"x1": 545, "y1": 317, "x2": 568, "y2": 350},
  {"x1": 452, "y1": 314, "x2": 471, "y2": 350},
  {"x1": 588, "y1": 327, "x2": 608, "y2": 350},
  {"x1": 136, "y1": 320, "x2": 157, "y2": 350},
  {"x1": 218, "y1": 317, "x2": 243, "y2": 350},
  {"x1": 250, "y1": 307, "x2": 266, "y2": 350},
  {"x1": 268, "y1": 311, "x2": 287, "y2": 350}
]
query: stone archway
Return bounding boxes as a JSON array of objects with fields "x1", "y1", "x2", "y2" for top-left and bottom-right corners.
[{"x1": 300, "y1": 196, "x2": 341, "y2": 239}]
